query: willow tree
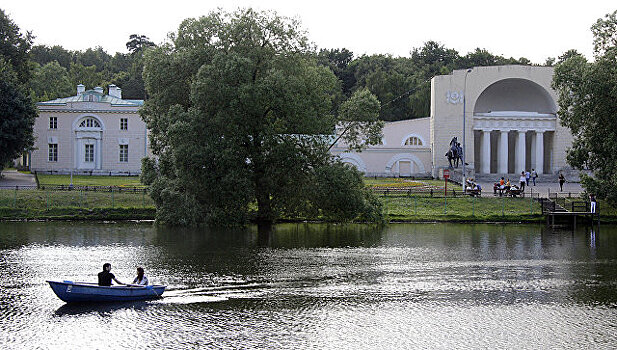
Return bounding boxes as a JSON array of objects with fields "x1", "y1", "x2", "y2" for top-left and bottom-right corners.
[
  {"x1": 552, "y1": 10, "x2": 617, "y2": 202},
  {"x1": 141, "y1": 9, "x2": 383, "y2": 226}
]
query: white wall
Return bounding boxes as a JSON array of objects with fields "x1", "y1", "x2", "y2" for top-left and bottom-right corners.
[{"x1": 332, "y1": 118, "x2": 431, "y2": 176}]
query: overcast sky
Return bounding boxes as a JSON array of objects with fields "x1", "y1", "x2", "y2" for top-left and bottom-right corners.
[{"x1": 3, "y1": 1, "x2": 616, "y2": 63}]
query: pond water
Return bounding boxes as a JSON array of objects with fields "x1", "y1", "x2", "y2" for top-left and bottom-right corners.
[{"x1": 0, "y1": 222, "x2": 616, "y2": 349}]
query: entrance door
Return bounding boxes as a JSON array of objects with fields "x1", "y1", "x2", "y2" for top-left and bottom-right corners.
[
  {"x1": 78, "y1": 139, "x2": 96, "y2": 169},
  {"x1": 398, "y1": 161, "x2": 412, "y2": 177}
]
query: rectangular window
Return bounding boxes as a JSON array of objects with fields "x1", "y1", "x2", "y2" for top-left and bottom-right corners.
[
  {"x1": 85, "y1": 144, "x2": 94, "y2": 162},
  {"x1": 119, "y1": 144, "x2": 128, "y2": 162},
  {"x1": 120, "y1": 118, "x2": 128, "y2": 130},
  {"x1": 49, "y1": 117, "x2": 57, "y2": 129},
  {"x1": 48, "y1": 144, "x2": 58, "y2": 162}
]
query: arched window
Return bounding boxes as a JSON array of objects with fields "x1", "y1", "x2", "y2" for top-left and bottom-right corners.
[
  {"x1": 79, "y1": 118, "x2": 101, "y2": 128},
  {"x1": 404, "y1": 136, "x2": 423, "y2": 146}
]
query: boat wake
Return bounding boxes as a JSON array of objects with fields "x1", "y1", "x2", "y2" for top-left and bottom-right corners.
[{"x1": 156, "y1": 283, "x2": 266, "y2": 305}]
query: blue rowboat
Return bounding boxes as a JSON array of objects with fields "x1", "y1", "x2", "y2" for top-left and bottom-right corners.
[{"x1": 47, "y1": 280, "x2": 166, "y2": 303}]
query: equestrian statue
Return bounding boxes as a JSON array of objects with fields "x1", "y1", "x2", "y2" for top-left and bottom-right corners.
[{"x1": 445, "y1": 137, "x2": 464, "y2": 168}]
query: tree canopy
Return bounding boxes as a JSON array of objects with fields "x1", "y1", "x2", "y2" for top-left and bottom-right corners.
[
  {"x1": 30, "y1": 61, "x2": 73, "y2": 102},
  {"x1": 0, "y1": 9, "x2": 32, "y2": 86},
  {"x1": 315, "y1": 41, "x2": 536, "y2": 121},
  {"x1": 141, "y1": 8, "x2": 383, "y2": 226},
  {"x1": 29, "y1": 34, "x2": 156, "y2": 100},
  {"x1": 126, "y1": 34, "x2": 155, "y2": 54},
  {"x1": 553, "y1": 10, "x2": 617, "y2": 203},
  {"x1": 0, "y1": 10, "x2": 36, "y2": 172},
  {"x1": 0, "y1": 59, "x2": 37, "y2": 171}
]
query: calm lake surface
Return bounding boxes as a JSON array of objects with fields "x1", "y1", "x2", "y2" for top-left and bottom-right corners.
[{"x1": 1, "y1": 222, "x2": 616, "y2": 349}]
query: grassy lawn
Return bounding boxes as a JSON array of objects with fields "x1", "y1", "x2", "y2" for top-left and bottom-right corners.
[
  {"x1": 37, "y1": 174, "x2": 144, "y2": 187},
  {"x1": 364, "y1": 177, "x2": 445, "y2": 188},
  {"x1": 0, "y1": 189, "x2": 154, "y2": 210},
  {"x1": 380, "y1": 195, "x2": 543, "y2": 222}
]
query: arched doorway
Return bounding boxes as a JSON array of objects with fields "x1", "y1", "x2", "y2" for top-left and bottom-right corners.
[
  {"x1": 385, "y1": 153, "x2": 425, "y2": 177},
  {"x1": 338, "y1": 153, "x2": 367, "y2": 173},
  {"x1": 73, "y1": 116, "x2": 104, "y2": 170},
  {"x1": 472, "y1": 78, "x2": 557, "y2": 175}
]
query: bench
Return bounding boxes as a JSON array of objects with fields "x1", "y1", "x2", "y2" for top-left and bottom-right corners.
[
  {"x1": 465, "y1": 189, "x2": 481, "y2": 197},
  {"x1": 506, "y1": 188, "x2": 524, "y2": 197}
]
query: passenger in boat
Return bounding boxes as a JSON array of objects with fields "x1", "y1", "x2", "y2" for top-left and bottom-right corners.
[
  {"x1": 98, "y1": 263, "x2": 125, "y2": 286},
  {"x1": 131, "y1": 267, "x2": 149, "y2": 286}
]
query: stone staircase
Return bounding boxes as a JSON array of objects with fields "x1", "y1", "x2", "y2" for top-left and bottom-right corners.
[{"x1": 474, "y1": 169, "x2": 582, "y2": 184}]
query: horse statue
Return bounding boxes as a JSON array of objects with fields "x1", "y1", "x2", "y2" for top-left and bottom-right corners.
[{"x1": 445, "y1": 137, "x2": 463, "y2": 168}]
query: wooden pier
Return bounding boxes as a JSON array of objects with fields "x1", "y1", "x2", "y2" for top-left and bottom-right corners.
[{"x1": 540, "y1": 197, "x2": 598, "y2": 228}]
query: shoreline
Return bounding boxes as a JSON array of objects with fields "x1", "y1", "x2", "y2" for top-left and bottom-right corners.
[{"x1": 0, "y1": 208, "x2": 613, "y2": 224}]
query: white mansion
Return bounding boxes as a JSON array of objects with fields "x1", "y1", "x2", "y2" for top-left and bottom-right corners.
[
  {"x1": 31, "y1": 84, "x2": 147, "y2": 175},
  {"x1": 30, "y1": 65, "x2": 573, "y2": 179}
]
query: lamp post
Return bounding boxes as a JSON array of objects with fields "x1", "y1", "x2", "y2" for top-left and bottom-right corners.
[{"x1": 462, "y1": 68, "x2": 472, "y2": 193}]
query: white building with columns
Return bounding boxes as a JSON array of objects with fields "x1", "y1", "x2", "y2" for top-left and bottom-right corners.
[
  {"x1": 333, "y1": 65, "x2": 573, "y2": 179},
  {"x1": 31, "y1": 84, "x2": 147, "y2": 175},
  {"x1": 431, "y1": 65, "x2": 570, "y2": 179}
]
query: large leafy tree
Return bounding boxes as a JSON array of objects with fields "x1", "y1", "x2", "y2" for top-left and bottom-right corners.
[
  {"x1": 0, "y1": 60, "x2": 37, "y2": 171},
  {"x1": 552, "y1": 10, "x2": 617, "y2": 203},
  {"x1": 317, "y1": 48, "x2": 356, "y2": 97},
  {"x1": 0, "y1": 9, "x2": 32, "y2": 86},
  {"x1": 0, "y1": 9, "x2": 36, "y2": 172},
  {"x1": 141, "y1": 9, "x2": 382, "y2": 226},
  {"x1": 30, "y1": 61, "x2": 73, "y2": 102},
  {"x1": 126, "y1": 34, "x2": 155, "y2": 55},
  {"x1": 30, "y1": 45, "x2": 72, "y2": 69}
]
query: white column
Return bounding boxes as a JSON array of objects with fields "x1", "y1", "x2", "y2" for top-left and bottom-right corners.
[
  {"x1": 516, "y1": 131, "x2": 526, "y2": 174},
  {"x1": 498, "y1": 130, "x2": 508, "y2": 174},
  {"x1": 74, "y1": 137, "x2": 80, "y2": 169},
  {"x1": 535, "y1": 131, "x2": 544, "y2": 174},
  {"x1": 481, "y1": 130, "x2": 491, "y2": 174},
  {"x1": 96, "y1": 138, "x2": 102, "y2": 170},
  {"x1": 530, "y1": 132, "x2": 536, "y2": 169}
]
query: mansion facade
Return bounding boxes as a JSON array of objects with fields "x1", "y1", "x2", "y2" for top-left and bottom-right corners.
[{"x1": 31, "y1": 84, "x2": 147, "y2": 175}]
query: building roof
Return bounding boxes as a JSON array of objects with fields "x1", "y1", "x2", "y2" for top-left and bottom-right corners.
[{"x1": 37, "y1": 90, "x2": 144, "y2": 107}]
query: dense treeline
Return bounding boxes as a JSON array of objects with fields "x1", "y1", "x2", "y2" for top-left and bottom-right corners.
[
  {"x1": 317, "y1": 42, "x2": 538, "y2": 121},
  {"x1": 27, "y1": 32, "x2": 541, "y2": 120},
  {"x1": 29, "y1": 34, "x2": 154, "y2": 101}
]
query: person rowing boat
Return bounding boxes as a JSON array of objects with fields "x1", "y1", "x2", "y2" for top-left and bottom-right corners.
[{"x1": 98, "y1": 263, "x2": 126, "y2": 286}]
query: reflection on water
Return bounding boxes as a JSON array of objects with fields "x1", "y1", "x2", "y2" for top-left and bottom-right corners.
[
  {"x1": 1, "y1": 222, "x2": 616, "y2": 348},
  {"x1": 54, "y1": 301, "x2": 151, "y2": 317}
]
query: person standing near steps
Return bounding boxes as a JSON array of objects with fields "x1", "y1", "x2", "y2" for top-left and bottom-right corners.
[
  {"x1": 531, "y1": 169, "x2": 538, "y2": 186},
  {"x1": 558, "y1": 173, "x2": 566, "y2": 192}
]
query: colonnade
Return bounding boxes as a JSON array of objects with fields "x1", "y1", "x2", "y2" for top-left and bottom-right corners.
[{"x1": 478, "y1": 129, "x2": 545, "y2": 174}]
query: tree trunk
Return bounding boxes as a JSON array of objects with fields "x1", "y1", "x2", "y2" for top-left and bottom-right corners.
[
  {"x1": 255, "y1": 186, "x2": 273, "y2": 224},
  {"x1": 254, "y1": 168, "x2": 274, "y2": 224}
]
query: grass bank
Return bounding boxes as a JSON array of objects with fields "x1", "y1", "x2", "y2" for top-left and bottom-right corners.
[
  {"x1": 381, "y1": 196, "x2": 544, "y2": 223},
  {"x1": 1, "y1": 176, "x2": 615, "y2": 223},
  {"x1": 0, "y1": 207, "x2": 155, "y2": 221},
  {"x1": 37, "y1": 174, "x2": 145, "y2": 188},
  {"x1": 0, "y1": 189, "x2": 154, "y2": 209}
]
